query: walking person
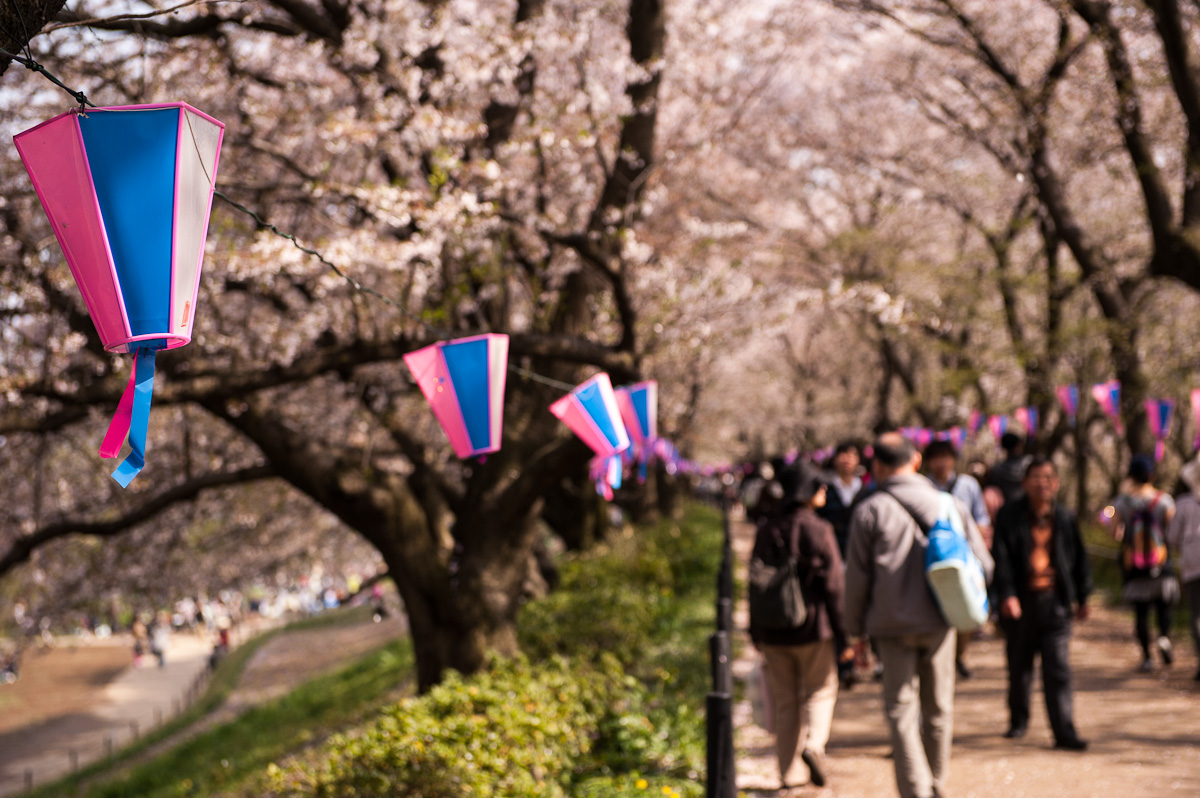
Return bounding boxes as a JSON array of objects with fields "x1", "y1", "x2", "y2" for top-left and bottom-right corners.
[
  {"x1": 750, "y1": 462, "x2": 854, "y2": 791},
  {"x1": 845, "y1": 433, "x2": 993, "y2": 798},
  {"x1": 988, "y1": 431, "x2": 1031, "y2": 506},
  {"x1": 150, "y1": 611, "x2": 171, "y2": 668},
  {"x1": 1107, "y1": 454, "x2": 1178, "y2": 672},
  {"x1": 819, "y1": 441, "x2": 865, "y2": 688},
  {"x1": 991, "y1": 457, "x2": 1092, "y2": 750},
  {"x1": 924, "y1": 439, "x2": 993, "y2": 679},
  {"x1": 820, "y1": 441, "x2": 864, "y2": 556},
  {"x1": 1167, "y1": 458, "x2": 1200, "y2": 681}
]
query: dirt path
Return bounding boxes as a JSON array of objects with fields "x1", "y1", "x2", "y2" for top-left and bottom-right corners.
[
  {"x1": 729, "y1": 518, "x2": 1200, "y2": 797},
  {"x1": 205, "y1": 611, "x2": 407, "y2": 725},
  {"x1": 0, "y1": 644, "x2": 132, "y2": 735},
  {"x1": 0, "y1": 631, "x2": 212, "y2": 798}
]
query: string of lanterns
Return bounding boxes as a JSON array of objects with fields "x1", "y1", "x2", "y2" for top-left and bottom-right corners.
[
  {"x1": 11, "y1": 100, "x2": 698, "y2": 494},
  {"x1": 883, "y1": 381, "x2": 1186, "y2": 466}
]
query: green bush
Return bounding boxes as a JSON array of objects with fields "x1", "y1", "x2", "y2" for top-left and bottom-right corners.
[
  {"x1": 269, "y1": 503, "x2": 721, "y2": 798},
  {"x1": 267, "y1": 655, "x2": 694, "y2": 798}
]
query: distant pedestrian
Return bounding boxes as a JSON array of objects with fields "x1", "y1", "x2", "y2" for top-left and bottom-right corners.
[
  {"x1": 1108, "y1": 455, "x2": 1178, "y2": 672},
  {"x1": 149, "y1": 612, "x2": 171, "y2": 668},
  {"x1": 131, "y1": 617, "x2": 149, "y2": 667},
  {"x1": 1167, "y1": 458, "x2": 1200, "y2": 681},
  {"x1": 991, "y1": 457, "x2": 1092, "y2": 751},
  {"x1": 845, "y1": 433, "x2": 993, "y2": 798},
  {"x1": 988, "y1": 432, "x2": 1031, "y2": 506},
  {"x1": 750, "y1": 462, "x2": 854, "y2": 790},
  {"x1": 819, "y1": 441, "x2": 864, "y2": 688},
  {"x1": 820, "y1": 441, "x2": 865, "y2": 556},
  {"x1": 924, "y1": 439, "x2": 993, "y2": 680}
]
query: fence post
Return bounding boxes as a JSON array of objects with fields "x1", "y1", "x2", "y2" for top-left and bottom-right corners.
[
  {"x1": 23, "y1": 769, "x2": 32, "y2": 791},
  {"x1": 69, "y1": 749, "x2": 78, "y2": 772},
  {"x1": 706, "y1": 496, "x2": 736, "y2": 798}
]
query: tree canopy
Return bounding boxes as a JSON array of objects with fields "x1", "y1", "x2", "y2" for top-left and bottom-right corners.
[{"x1": 5, "y1": 0, "x2": 1200, "y2": 686}]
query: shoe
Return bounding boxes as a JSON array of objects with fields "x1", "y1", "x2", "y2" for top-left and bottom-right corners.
[
  {"x1": 956, "y1": 659, "x2": 972, "y2": 679},
  {"x1": 1003, "y1": 727, "x2": 1027, "y2": 739},
  {"x1": 1054, "y1": 737, "x2": 1089, "y2": 751},
  {"x1": 1157, "y1": 636, "x2": 1174, "y2": 666},
  {"x1": 801, "y1": 748, "x2": 827, "y2": 788},
  {"x1": 1138, "y1": 657, "x2": 1154, "y2": 673}
]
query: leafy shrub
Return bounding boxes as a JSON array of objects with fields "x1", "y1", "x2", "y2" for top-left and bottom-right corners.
[
  {"x1": 270, "y1": 503, "x2": 722, "y2": 797},
  {"x1": 268, "y1": 655, "x2": 683, "y2": 798}
]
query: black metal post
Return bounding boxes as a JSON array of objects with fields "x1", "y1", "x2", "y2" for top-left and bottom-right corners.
[
  {"x1": 706, "y1": 494, "x2": 736, "y2": 798},
  {"x1": 705, "y1": 692, "x2": 735, "y2": 798},
  {"x1": 717, "y1": 493, "x2": 734, "y2": 631}
]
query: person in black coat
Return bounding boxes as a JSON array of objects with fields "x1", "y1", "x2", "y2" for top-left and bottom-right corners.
[{"x1": 991, "y1": 457, "x2": 1093, "y2": 751}]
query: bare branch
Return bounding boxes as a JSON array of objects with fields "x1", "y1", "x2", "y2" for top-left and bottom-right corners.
[{"x1": 0, "y1": 465, "x2": 276, "y2": 577}]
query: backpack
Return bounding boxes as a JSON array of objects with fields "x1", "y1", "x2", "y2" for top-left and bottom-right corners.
[
  {"x1": 748, "y1": 513, "x2": 808, "y2": 630},
  {"x1": 1122, "y1": 494, "x2": 1169, "y2": 579},
  {"x1": 885, "y1": 489, "x2": 989, "y2": 632}
]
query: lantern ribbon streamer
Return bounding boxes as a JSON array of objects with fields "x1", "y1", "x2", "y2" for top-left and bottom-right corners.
[{"x1": 99, "y1": 347, "x2": 157, "y2": 488}]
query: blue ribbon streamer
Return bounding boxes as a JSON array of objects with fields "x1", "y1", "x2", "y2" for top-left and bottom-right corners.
[{"x1": 111, "y1": 347, "x2": 157, "y2": 488}]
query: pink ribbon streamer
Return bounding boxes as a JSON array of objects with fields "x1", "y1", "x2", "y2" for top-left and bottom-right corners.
[{"x1": 99, "y1": 359, "x2": 139, "y2": 459}]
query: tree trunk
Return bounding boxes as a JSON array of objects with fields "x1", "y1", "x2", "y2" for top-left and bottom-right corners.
[
  {"x1": 656, "y1": 463, "x2": 685, "y2": 520},
  {"x1": 373, "y1": 499, "x2": 543, "y2": 691}
]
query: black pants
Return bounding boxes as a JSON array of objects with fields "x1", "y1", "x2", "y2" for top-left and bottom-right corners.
[
  {"x1": 1132, "y1": 599, "x2": 1171, "y2": 658},
  {"x1": 1000, "y1": 590, "x2": 1079, "y2": 744}
]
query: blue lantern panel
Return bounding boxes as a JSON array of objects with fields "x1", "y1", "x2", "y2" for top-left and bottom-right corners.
[
  {"x1": 576, "y1": 382, "x2": 623, "y2": 450},
  {"x1": 80, "y1": 108, "x2": 179, "y2": 338},
  {"x1": 441, "y1": 338, "x2": 491, "y2": 453}
]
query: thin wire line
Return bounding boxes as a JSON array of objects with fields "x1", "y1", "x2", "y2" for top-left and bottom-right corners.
[
  {"x1": 213, "y1": 194, "x2": 581, "y2": 393},
  {"x1": 7, "y1": 49, "x2": 591, "y2": 397},
  {"x1": 0, "y1": 15, "x2": 24, "y2": 52},
  {"x1": 0, "y1": 47, "x2": 92, "y2": 107},
  {"x1": 508, "y1": 366, "x2": 576, "y2": 392},
  {"x1": 6, "y1": 0, "x2": 32, "y2": 60},
  {"x1": 184, "y1": 108, "x2": 213, "y2": 187},
  {"x1": 211, "y1": 190, "x2": 443, "y2": 335}
]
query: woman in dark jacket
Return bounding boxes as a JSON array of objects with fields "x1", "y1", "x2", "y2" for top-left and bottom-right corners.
[{"x1": 750, "y1": 463, "x2": 854, "y2": 790}]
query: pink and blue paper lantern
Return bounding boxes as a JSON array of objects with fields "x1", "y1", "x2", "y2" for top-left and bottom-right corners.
[
  {"x1": 1092, "y1": 380, "x2": 1124, "y2": 435},
  {"x1": 14, "y1": 103, "x2": 225, "y2": 487},
  {"x1": 549, "y1": 373, "x2": 631, "y2": 458},
  {"x1": 1145, "y1": 398, "x2": 1175, "y2": 463},
  {"x1": 615, "y1": 381, "x2": 657, "y2": 446},
  {"x1": 1056, "y1": 384, "x2": 1080, "y2": 427},
  {"x1": 403, "y1": 333, "x2": 509, "y2": 459},
  {"x1": 616, "y1": 380, "x2": 657, "y2": 483}
]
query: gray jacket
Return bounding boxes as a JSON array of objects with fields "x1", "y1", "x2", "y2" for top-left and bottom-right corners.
[
  {"x1": 1167, "y1": 493, "x2": 1200, "y2": 584},
  {"x1": 844, "y1": 473, "x2": 995, "y2": 639}
]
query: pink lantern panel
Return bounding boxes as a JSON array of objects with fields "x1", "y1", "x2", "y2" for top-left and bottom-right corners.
[
  {"x1": 404, "y1": 333, "x2": 509, "y2": 459},
  {"x1": 549, "y1": 372, "x2": 631, "y2": 458}
]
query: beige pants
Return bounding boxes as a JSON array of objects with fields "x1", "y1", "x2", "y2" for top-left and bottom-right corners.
[
  {"x1": 761, "y1": 640, "x2": 838, "y2": 785},
  {"x1": 876, "y1": 627, "x2": 957, "y2": 798}
]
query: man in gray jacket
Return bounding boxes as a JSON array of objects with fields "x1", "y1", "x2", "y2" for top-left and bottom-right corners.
[{"x1": 845, "y1": 432, "x2": 994, "y2": 798}]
